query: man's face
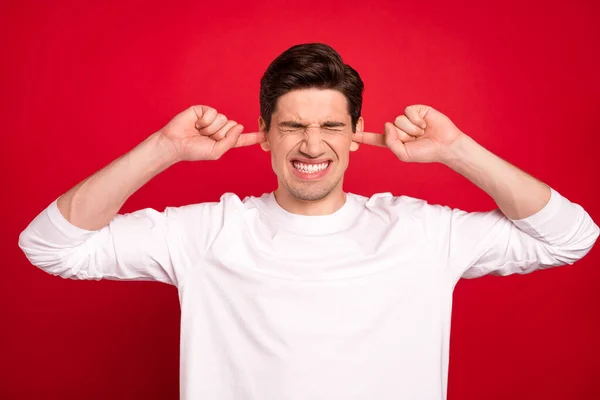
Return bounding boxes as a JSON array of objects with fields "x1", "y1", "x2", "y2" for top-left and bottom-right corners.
[{"x1": 260, "y1": 88, "x2": 363, "y2": 202}]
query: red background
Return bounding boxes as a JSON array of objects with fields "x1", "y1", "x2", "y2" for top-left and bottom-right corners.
[{"x1": 2, "y1": 0, "x2": 599, "y2": 399}]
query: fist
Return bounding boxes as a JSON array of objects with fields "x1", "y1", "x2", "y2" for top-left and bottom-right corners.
[
  {"x1": 383, "y1": 105, "x2": 464, "y2": 163},
  {"x1": 159, "y1": 105, "x2": 264, "y2": 162}
]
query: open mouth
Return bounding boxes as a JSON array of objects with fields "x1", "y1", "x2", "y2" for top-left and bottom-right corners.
[{"x1": 290, "y1": 160, "x2": 332, "y2": 179}]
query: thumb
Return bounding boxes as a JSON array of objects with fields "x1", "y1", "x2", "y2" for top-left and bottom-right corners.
[
  {"x1": 384, "y1": 122, "x2": 408, "y2": 161},
  {"x1": 210, "y1": 124, "x2": 245, "y2": 158},
  {"x1": 403, "y1": 139, "x2": 439, "y2": 163}
]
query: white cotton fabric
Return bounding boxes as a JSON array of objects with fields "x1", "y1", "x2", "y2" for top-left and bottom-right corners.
[{"x1": 18, "y1": 187, "x2": 599, "y2": 400}]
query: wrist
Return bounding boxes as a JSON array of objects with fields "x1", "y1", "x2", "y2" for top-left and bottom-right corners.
[
  {"x1": 439, "y1": 133, "x2": 475, "y2": 168},
  {"x1": 150, "y1": 131, "x2": 183, "y2": 166}
]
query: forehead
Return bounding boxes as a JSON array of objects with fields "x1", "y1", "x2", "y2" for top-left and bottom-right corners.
[{"x1": 273, "y1": 88, "x2": 350, "y2": 122}]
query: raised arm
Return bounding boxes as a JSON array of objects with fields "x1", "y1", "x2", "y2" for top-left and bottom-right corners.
[
  {"x1": 19, "y1": 105, "x2": 264, "y2": 284},
  {"x1": 58, "y1": 105, "x2": 262, "y2": 230},
  {"x1": 353, "y1": 105, "x2": 599, "y2": 280}
]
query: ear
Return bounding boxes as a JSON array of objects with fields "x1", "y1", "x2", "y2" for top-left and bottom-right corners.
[
  {"x1": 350, "y1": 116, "x2": 364, "y2": 152},
  {"x1": 258, "y1": 116, "x2": 270, "y2": 152}
]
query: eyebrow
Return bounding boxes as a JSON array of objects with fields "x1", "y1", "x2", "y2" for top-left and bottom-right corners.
[{"x1": 278, "y1": 121, "x2": 346, "y2": 129}]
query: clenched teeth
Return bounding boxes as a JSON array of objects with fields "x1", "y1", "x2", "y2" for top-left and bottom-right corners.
[{"x1": 293, "y1": 161, "x2": 329, "y2": 173}]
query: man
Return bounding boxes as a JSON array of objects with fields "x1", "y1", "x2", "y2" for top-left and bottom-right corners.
[{"x1": 19, "y1": 43, "x2": 599, "y2": 400}]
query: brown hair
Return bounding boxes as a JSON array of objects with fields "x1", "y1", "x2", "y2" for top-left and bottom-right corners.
[{"x1": 259, "y1": 43, "x2": 364, "y2": 132}]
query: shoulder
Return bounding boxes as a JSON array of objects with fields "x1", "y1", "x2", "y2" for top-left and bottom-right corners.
[
  {"x1": 162, "y1": 192, "x2": 269, "y2": 223},
  {"x1": 349, "y1": 191, "x2": 452, "y2": 222}
]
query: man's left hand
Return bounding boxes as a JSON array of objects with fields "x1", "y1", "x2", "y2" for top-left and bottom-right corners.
[{"x1": 353, "y1": 105, "x2": 465, "y2": 164}]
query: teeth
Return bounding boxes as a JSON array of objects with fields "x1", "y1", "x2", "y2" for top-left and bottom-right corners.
[{"x1": 293, "y1": 161, "x2": 329, "y2": 173}]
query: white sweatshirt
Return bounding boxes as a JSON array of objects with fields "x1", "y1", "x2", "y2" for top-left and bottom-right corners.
[{"x1": 18, "y1": 187, "x2": 599, "y2": 400}]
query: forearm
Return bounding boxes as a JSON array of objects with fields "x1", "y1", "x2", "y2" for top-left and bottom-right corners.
[
  {"x1": 57, "y1": 132, "x2": 179, "y2": 230},
  {"x1": 441, "y1": 134, "x2": 551, "y2": 220}
]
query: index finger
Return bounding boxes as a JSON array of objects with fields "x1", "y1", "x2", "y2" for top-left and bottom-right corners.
[
  {"x1": 233, "y1": 131, "x2": 266, "y2": 148},
  {"x1": 352, "y1": 131, "x2": 386, "y2": 147}
]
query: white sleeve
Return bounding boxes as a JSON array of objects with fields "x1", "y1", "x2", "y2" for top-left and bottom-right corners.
[
  {"x1": 428, "y1": 188, "x2": 599, "y2": 281},
  {"x1": 18, "y1": 199, "x2": 196, "y2": 285}
]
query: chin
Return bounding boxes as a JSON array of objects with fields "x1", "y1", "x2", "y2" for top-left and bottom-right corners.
[
  {"x1": 289, "y1": 189, "x2": 331, "y2": 202},
  {"x1": 283, "y1": 178, "x2": 342, "y2": 202}
]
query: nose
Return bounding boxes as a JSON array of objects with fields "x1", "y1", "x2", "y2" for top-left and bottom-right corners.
[{"x1": 298, "y1": 127, "x2": 325, "y2": 157}]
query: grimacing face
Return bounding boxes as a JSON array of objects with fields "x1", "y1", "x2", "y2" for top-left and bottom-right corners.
[{"x1": 259, "y1": 88, "x2": 364, "y2": 202}]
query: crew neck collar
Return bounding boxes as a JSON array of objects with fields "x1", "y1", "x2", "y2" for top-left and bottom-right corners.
[{"x1": 261, "y1": 192, "x2": 359, "y2": 235}]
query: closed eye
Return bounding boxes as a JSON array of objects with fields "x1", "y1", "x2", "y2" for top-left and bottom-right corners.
[
  {"x1": 279, "y1": 121, "x2": 346, "y2": 127},
  {"x1": 322, "y1": 122, "x2": 346, "y2": 130},
  {"x1": 277, "y1": 121, "x2": 347, "y2": 133},
  {"x1": 278, "y1": 122, "x2": 305, "y2": 130}
]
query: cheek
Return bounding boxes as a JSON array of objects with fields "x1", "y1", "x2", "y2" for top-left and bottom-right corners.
[
  {"x1": 272, "y1": 137, "x2": 301, "y2": 160},
  {"x1": 324, "y1": 136, "x2": 353, "y2": 158},
  {"x1": 268, "y1": 144, "x2": 292, "y2": 172}
]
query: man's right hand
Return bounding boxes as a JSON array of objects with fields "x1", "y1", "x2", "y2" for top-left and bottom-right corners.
[{"x1": 159, "y1": 105, "x2": 266, "y2": 162}]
